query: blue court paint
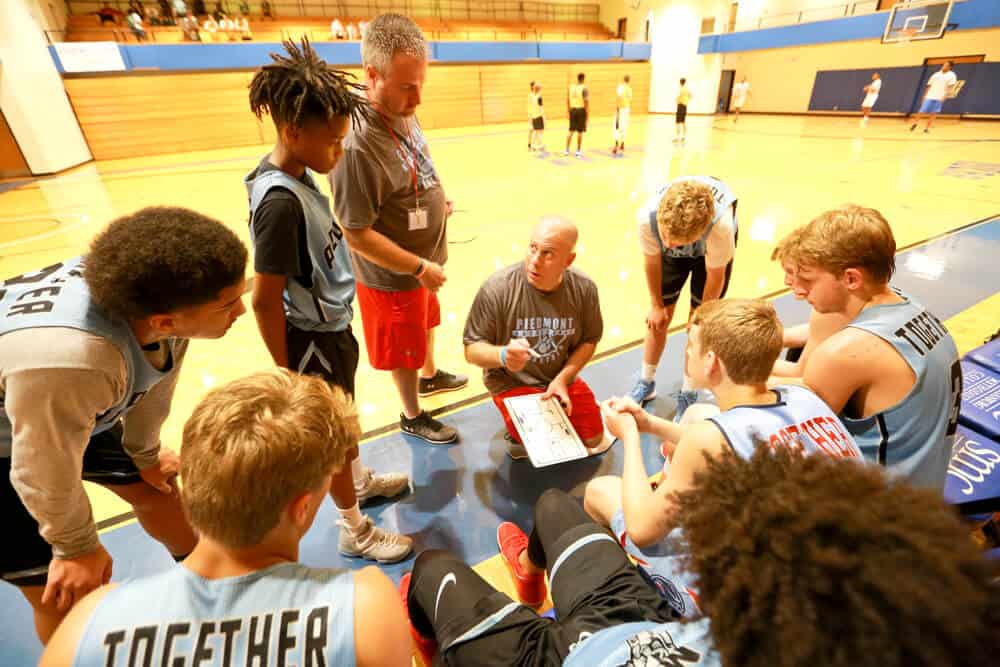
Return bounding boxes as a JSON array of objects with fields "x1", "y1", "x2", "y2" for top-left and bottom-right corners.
[{"x1": 2, "y1": 216, "x2": 999, "y2": 664}]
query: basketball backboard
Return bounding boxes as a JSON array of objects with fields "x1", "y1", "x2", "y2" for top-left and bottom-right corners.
[{"x1": 882, "y1": 0, "x2": 954, "y2": 44}]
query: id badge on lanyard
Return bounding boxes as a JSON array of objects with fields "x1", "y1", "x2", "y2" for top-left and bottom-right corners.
[{"x1": 381, "y1": 113, "x2": 428, "y2": 232}]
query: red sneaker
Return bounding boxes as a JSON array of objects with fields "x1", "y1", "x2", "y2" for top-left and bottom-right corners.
[
  {"x1": 497, "y1": 522, "x2": 547, "y2": 606},
  {"x1": 399, "y1": 572, "x2": 439, "y2": 666}
]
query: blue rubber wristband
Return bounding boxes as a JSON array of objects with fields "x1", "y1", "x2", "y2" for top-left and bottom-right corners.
[{"x1": 499, "y1": 346, "x2": 508, "y2": 368}]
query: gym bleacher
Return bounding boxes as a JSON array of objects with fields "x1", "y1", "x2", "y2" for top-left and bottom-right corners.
[{"x1": 60, "y1": 1, "x2": 616, "y2": 43}]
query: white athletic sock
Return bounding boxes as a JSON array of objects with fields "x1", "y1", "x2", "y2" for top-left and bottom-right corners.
[
  {"x1": 351, "y1": 456, "x2": 366, "y2": 492},
  {"x1": 641, "y1": 363, "x2": 658, "y2": 382},
  {"x1": 336, "y1": 502, "x2": 366, "y2": 533}
]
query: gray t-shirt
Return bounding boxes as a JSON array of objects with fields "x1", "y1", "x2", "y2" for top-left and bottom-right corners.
[
  {"x1": 330, "y1": 112, "x2": 448, "y2": 292},
  {"x1": 463, "y1": 263, "x2": 603, "y2": 395}
]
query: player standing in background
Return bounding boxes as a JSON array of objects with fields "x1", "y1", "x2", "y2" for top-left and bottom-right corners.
[
  {"x1": 910, "y1": 61, "x2": 956, "y2": 133},
  {"x1": 731, "y1": 76, "x2": 749, "y2": 122},
  {"x1": 527, "y1": 81, "x2": 545, "y2": 152},
  {"x1": 612, "y1": 74, "x2": 632, "y2": 155},
  {"x1": 564, "y1": 72, "x2": 589, "y2": 158},
  {"x1": 861, "y1": 72, "x2": 881, "y2": 126}
]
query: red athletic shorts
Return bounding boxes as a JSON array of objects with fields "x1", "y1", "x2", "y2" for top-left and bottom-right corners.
[
  {"x1": 356, "y1": 283, "x2": 441, "y2": 370},
  {"x1": 493, "y1": 378, "x2": 604, "y2": 444}
]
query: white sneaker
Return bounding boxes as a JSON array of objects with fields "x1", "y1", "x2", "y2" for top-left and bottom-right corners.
[
  {"x1": 575, "y1": 151, "x2": 583, "y2": 158},
  {"x1": 338, "y1": 516, "x2": 413, "y2": 563},
  {"x1": 355, "y1": 467, "x2": 409, "y2": 505},
  {"x1": 562, "y1": 150, "x2": 570, "y2": 156}
]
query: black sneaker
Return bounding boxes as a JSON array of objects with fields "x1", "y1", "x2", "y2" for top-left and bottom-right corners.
[
  {"x1": 418, "y1": 369, "x2": 469, "y2": 397},
  {"x1": 400, "y1": 411, "x2": 459, "y2": 445}
]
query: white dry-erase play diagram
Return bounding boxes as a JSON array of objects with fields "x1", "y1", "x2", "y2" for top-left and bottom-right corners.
[{"x1": 503, "y1": 394, "x2": 590, "y2": 467}]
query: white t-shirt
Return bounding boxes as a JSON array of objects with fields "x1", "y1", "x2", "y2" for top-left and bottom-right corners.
[
  {"x1": 637, "y1": 205, "x2": 736, "y2": 268},
  {"x1": 926, "y1": 70, "x2": 957, "y2": 101},
  {"x1": 865, "y1": 79, "x2": 881, "y2": 96},
  {"x1": 732, "y1": 81, "x2": 749, "y2": 106}
]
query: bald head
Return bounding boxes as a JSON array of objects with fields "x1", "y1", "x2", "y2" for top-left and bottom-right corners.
[
  {"x1": 525, "y1": 216, "x2": 578, "y2": 291},
  {"x1": 533, "y1": 216, "x2": 578, "y2": 253}
]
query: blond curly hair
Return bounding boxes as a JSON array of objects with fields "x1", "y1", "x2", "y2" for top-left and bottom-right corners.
[{"x1": 656, "y1": 180, "x2": 716, "y2": 245}]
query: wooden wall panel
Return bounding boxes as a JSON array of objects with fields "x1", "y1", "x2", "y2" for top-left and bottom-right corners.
[
  {"x1": 418, "y1": 65, "x2": 484, "y2": 130},
  {"x1": 63, "y1": 62, "x2": 649, "y2": 160}
]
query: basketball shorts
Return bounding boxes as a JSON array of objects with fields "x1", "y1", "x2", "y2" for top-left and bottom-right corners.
[
  {"x1": 532, "y1": 116, "x2": 545, "y2": 130},
  {"x1": 609, "y1": 510, "x2": 703, "y2": 620},
  {"x1": 919, "y1": 98, "x2": 944, "y2": 114},
  {"x1": 614, "y1": 108, "x2": 630, "y2": 141},
  {"x1": 676, "y1": 103, "x2": 688, "y2": 123},
  {"x1": 286, "y1": 324, "x2": 360, "y2": 397},
  {"x1": 2, "y1": 423, "x2": 139, "y2": 586},
  {"x1": 569, "y1": 108, "x2": 588, "y2": 133},
  {"x1": 356, "y1": 283, "x2": 441, "y2": 370}
]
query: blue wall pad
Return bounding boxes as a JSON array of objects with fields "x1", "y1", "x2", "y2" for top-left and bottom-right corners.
[
  {"x1": 621, "y1": 43, "x2": 652, "y2": 61},
  {"x1": 699, "y1": 0, "x2": 1000, "y2": 53},
  {"x1": 51, "y1": 40, "x2": 649, "y2": 74},
  {"x1": 945, "y1": 425, "x2": 1000, "y2": 519},
  {"x1": 968, "y1": 337, "x2": 1000, "y2": 375},
  {"x1": 959, "y1": 360, "x2": 1000, "y2": 441},
  {"x1": 434, "y1": 41, "x2": 539, "y2": 62},
  {"x1": 538, "y1": 41, "x2": 623, "y2": 61},
  {"x1": 809, "y1": 62, "x2": 1000, "y2": 116}
]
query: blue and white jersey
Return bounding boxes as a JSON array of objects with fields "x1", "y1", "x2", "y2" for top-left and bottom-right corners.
[
  {"x1": 246, "y1": 165, "x2": 355, "y2": 332},
  {"x1": 563, "y1": 617, "x2": 720, "y2": 667},
  {"x1": 842, "y1": 289, "x2": 960, "y2": 489},
  {"x1": 708, "y1": 385, "x2": 863, "y2": 460},
  {"x1": 0, "y1": 258, "x2": 178, "y2": 458},
  {"x1": 643, "y1": 175, "x2": 738, "y2": 259},
  {"x1": 73, "y1": 563, "x2": 356, "y2": 667},
  {"x1": 612, "y1": 386, "x2": 862, "y2": 620}
]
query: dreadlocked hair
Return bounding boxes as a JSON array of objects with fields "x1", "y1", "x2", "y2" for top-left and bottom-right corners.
[{"x1": 249, "y1": 37, "x2": 368, "y2": 129}]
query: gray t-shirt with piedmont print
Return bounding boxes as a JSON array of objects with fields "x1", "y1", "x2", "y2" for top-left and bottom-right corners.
[
  {"x1": 330, "y1": 112, "x2": 448, "y2": 292},
  {"x1": 463, "y1": 263, "x2": 603, "y2": 395}
]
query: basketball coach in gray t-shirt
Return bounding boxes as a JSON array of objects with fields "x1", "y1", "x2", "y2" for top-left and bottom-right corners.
[{"x1": 463, "y1": 217, "x2": 606, "y2": 459}]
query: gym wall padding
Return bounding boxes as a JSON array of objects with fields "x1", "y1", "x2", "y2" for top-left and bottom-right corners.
[
  {"x1": 809, "y1": 61, "x2": 1000, "y2": 115},
  {"x1": 699, "y1": 0, "x2": 1000, "y2": 54},
  {"x1": 48, "y1": 41, "x2": 652, "y2": 73}
]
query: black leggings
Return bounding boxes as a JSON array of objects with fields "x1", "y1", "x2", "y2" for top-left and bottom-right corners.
[{"x1": 407, "y1": 489, "x2": 679, "y2": 666}]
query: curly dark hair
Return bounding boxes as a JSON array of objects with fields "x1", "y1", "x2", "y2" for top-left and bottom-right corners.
[
  {"x1": 249, "y1": 37, "x2": 368, "y2": 129},
  {"x1": 84, "y1": 207, "x2": 247, "y2": 320},
  {"x1": 676, "y1": 447, "x2": 1000, "y2": 667}
]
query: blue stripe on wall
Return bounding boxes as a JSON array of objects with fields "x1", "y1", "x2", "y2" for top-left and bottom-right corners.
[
  {"x1": 433, "y1": 41, "x2": 539, "y2": 62},
  {"x1": 50, "y1": 40, "x2": 648, "y2": 74},
  {"x1": 699, "y1": 0, "x2": 1000, "y2": 53},
  {"x1": 538, "y1": 41, "x2": 623, "y2": 61},
  {"x1": 622, "y1": 42, "x2": 652, "y2": 61}
]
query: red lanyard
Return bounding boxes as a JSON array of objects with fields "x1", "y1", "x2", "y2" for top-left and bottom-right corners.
[{"x1": 378, "y1": 112, "x2": 420, "y2": 204}]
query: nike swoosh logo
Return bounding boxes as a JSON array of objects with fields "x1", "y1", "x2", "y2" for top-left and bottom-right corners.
[{"x1": 434, "y1": 572, "x2": 457, "y2": 622}]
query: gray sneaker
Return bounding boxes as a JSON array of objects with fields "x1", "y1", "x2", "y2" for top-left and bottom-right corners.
[
  {"x1": 400, "y1": 411, "x2": 459, "y2": 445},
  {"x1": 355, "y1": 467, "x2": 409, "y2": 505},
  {"x1": 338, "y1": 516, "x2": 413, "y2": 563},
  {"x1": 418, "y1": 369, "x2": 469, "y2": 397},
  {"x1": 504, "y1": 433, "x2": 529, "y2": 460}
]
